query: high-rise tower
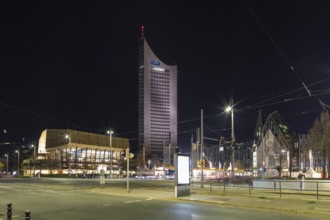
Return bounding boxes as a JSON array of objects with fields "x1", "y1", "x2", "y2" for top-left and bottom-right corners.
[{"x1": 138, "y1": 26, "x2": 177, "y2": 166}]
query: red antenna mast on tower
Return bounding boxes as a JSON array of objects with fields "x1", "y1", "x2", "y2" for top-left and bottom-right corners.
[{"x1": 141, "y1": 25, "x2": 144, "y2": 38}]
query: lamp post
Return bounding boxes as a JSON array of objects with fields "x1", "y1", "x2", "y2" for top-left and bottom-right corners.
[
  {"x1": 15, "y1": 150, "x2": 20, "y2": 176},
  {"x1": 4, "y1": 154, "x2": 8, "y2": 174},
  {"x1": 65, "y1": 134, "x2": 71, "y2": 175},
  {"x1": 225, "y1": 101, "x2": 235, "y2": 178},
  {"x1": 31, "y1": 144, "x2": 36, "y2": 177},
  {"x1": 201, "y1": 109, "x2": 204, "y2": 188},
  {"x1": 279, "y1": 149, "x2": 286, "y2": 178},
  {"x1": 107, "y1": 130, "x2": 114, "y2": 178}
]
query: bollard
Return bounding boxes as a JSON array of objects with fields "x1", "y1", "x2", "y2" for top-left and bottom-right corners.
[
  {"x1": 25, "y1": 210, "x2": 31, "y2": 220},
  {"x1": 7, "y1": 203, "x2": 12, "y2": 219}
]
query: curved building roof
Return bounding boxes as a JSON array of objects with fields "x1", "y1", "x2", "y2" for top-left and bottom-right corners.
[{"x1": 38, "y1": 129, "x2": 130, "y2": 153}]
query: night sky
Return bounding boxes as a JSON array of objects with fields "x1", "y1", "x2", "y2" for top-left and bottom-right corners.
[{"x1": 1, "y1": 1, "x2": 330, "y2": 153}]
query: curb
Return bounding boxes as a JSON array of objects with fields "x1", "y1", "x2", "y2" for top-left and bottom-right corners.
[{"x1": 178, "y1": 196, "x2": 329, "y2": 217}]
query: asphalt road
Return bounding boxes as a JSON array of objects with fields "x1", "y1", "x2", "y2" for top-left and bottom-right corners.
[{"x1": 0, "y1": 178, "x2": 326, "y2": 220}]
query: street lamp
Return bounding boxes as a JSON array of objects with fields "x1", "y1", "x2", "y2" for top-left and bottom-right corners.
[
  {"x1": 65, "y1": 134, "x2": 71, "y2": 142},
  {"x1": 225, "y1": 102, "x2": 235, "y2": 178},
  {"x1": 4, "y1": 154, "x2": 8, "y2": 174},
  {"x1": 107, "y1": 130, "x2": 114, "y2": 178},
  {"x1": 107, "y1": 130, "x2": 114, "y2": 147},
  {"x1": 15, "y1": 150, "x2": 20, "y2": 176},
  {"x1": 279, "y1": 149, "x2": 286, "y2": 178}
]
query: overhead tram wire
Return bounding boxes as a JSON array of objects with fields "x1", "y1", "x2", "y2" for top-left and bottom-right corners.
[
  {"x1": 178, "y1": 88, "x2": 329, "y2": 128},
  {"x1": 177, "y1": 87, "x2": 330, "y2": 140},
  {"x1": 126, "y1": 92, "x2": 327, "y2": 141},
  {"x1": 244, "y1": 78, "x2": 330, "y2": 110},
  {"x1": 241, "y1": 89, "x2": 330, "y2": 112},
  {"x1": 0, "y1": 101, "x2": 124, "y2": 137},
  {"x1": 0, "y1": 101, "x2": 145, "y2": 139},
  {"x1": 241, "y1": 94, "x2": 328, "y2": 111},
  {"x1": 204, "y1": 123, "x2": 223, "y2": 137},
  {"x1": 177, "y1": 77, "x2": 330, "y2": 130},
  {"x1": 3, "y1": 87, "x2": 325, "y2": 141},
  {"x1": 243, "y1": 0, "x2": 328, "y2": 110},
  {"x1": 0, "y1": 97, "x2": 318, "y2": 143},
  {"x1": 0, "y1": 101, "x2": 86, "y2": 131},
  {"x1": 179, "y1": 93, "x2": 329, "y2": 137},
  {"x1": 65, "y1": 75, "x2": 330, "y2": 136}
]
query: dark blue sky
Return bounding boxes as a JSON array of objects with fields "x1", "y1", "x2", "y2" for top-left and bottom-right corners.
[{"x1": 1, "y1": 1, "x2": 330, "y2": 153}]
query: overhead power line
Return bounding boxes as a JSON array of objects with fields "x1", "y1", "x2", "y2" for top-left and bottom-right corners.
[{"x1": 243, "y1": 0, "x2": 328, "y2": 110}]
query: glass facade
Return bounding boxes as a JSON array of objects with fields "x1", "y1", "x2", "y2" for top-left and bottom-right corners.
[{"x1": 35, "y1": 129, "x2": 129, "y2": 175}]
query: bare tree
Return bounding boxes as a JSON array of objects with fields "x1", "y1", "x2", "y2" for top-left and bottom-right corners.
[{"x1": 308, "y1": 111, "x2": 330, "y2": 179}]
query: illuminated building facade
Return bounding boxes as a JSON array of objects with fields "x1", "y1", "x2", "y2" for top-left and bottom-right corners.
[
  {"x1": 138, "y1": 27, "x2": 177, "y2": 163},
  {"x1": 35, "y1": 129, "x2": 129, "y2": 175}
]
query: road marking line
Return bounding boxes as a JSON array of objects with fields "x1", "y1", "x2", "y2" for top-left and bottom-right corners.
[
  {"x1": 103, "y1": 203, "x2": 112, "y2": 206},
  {"x1": 145, "y1": 198, "x2": 153, "y2": 201},
  {"x1": 134, "y1": 200, "x2": 142, "y2": 202},
  {"x1": 124, "y1": 201, "x2": 134, "y2": 203}
]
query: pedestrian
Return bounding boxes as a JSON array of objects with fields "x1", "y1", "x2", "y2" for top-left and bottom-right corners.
[{"x1": 100, "y1": 169, "x2": 105, "y2": 188}]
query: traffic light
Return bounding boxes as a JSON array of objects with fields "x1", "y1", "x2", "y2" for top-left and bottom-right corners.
[
  {"x1": 219, "y1": 137, "x2": 225, "y2": 145},
  {"x1": 197, "y1": 160, "x2": 201, "y2": 167},
  {"x1": 203, "y1": 159, "x2": 207, "y2": 167},
  {"x1": 129, "y1": 152, "x2": 135, "y2": 159}
]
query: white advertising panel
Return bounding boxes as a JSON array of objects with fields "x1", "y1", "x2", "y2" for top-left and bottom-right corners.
[{"x1": 178, "y1": 155, "x2": 190, "y2": 185}]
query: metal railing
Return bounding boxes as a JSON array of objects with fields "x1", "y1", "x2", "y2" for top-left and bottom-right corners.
[{"x1": 207, "y1": 179, "x2": 330, "y2": 200}]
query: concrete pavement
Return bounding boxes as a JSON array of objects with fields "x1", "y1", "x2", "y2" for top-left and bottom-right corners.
[
  {"x1": 1, "y1": 177, "x2": 329, "y2": 218},
  {"x1": 92, "y1": 183, "x2": 330, "y2": 218}
]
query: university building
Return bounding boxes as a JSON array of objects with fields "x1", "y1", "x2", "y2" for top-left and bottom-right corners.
[{"x1": 138, "y1": 27, "x2": 178, "y2": 167}]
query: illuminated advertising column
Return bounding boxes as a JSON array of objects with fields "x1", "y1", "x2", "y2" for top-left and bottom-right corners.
[{"x1": 175, "y1": 154, "x2": 190, "y2": 197}]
